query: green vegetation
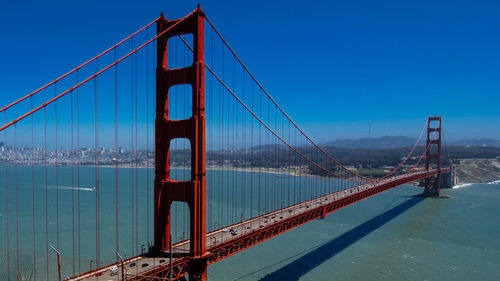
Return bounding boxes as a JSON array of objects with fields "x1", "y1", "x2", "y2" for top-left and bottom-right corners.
[{"x1": 168, "y1": 144, "x2": 500, "y2": 178}]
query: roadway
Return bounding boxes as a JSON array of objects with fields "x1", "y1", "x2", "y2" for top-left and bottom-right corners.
[{"x1": 67, "y1": 169, "x2": 443, "y2": 281}]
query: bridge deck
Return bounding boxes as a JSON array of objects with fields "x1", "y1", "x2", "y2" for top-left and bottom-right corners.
[{"x1": 67, "y1": 169, "x2": 447, "y2": 281}]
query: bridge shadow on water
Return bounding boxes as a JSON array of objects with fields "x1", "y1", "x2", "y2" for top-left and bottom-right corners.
[{"x1": 251, "y1": 195, "x2": 424, "y2": 281}]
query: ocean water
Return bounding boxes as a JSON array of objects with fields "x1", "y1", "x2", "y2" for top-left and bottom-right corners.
[
  {"x1": 208, "y1": 182, "x2": 500, "y2": 280},
  {"x1": 0, "y1": 165, "x2": 348, "y2": 280},
  {"x1": 1, "y1": 166, "x2": 499, "y2": 280}
]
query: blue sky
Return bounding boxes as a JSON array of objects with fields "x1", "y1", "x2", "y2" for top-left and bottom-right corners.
[{"x1": 0, "y1": 0, "x2": 499, "y2": 142}]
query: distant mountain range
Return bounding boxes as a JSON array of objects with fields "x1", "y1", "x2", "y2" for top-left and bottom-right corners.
[
  {"x1": 449, "y1": 139, "x2": 500, "y2": 148},
  {"x1": 252, "y1": 144, "x2": 285, "y2": 151},
  {"x1": 320, "y1": 136, "x2": 420, "y2": 149},
  {"x1": 320, "y1": 136, "x2": 500, "y2": 149}
]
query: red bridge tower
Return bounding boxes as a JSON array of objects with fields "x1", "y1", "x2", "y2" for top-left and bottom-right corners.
[
  {"x1": 153, "y1": 7, "x2": 209, "y2": 281},
  {"x1": 424, "y1": 116, "x2": 442, "y2": 197}
]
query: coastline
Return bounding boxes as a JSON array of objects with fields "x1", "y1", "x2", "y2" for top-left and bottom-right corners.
[
  {"x1": 9, "y1": 163, "x2": 313, "y2": 177},
  {"x1": 7, "y1": 159, "x2": 500, "y2": 185},
  {"x1": 453, "y1": 157, "x2": 500, "y2": 185}
]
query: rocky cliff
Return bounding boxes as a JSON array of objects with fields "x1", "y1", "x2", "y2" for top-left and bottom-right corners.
[{"x1": 454, "y1": 157, "x2": 500, "y2": 184}]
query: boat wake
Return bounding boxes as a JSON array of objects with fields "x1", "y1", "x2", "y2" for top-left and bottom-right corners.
[
  {"x1": 452, "y1": 183, "x2": 474, "y2": 189},
  {"x1": 43, "y1": 185, "x2": 95, "y2": 191},
  {"x1": 453, "y1": 180, "x2": 500, "y2": 188}
]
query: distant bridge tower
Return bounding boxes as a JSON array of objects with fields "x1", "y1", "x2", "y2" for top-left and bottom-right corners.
[
  {"x1": 153, "y1": 6, "x2": 209, "y2": 281},
  {"x1": 424, "y1": 116, "x2": 442, "y2": 197}
]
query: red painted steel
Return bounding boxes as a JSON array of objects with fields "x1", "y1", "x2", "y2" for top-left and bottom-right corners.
[
  {"x1": 55, "y1": 8, "x2": 450, "y2": 281},
  {"x1": 153, "y1": 6, "x2": 208, "y2": 281},
  {"x1": 424, "y1": 116, "x2": 442, "y2": 196},
  {"x1": 131, "y1": 169, "x2": 448, "y2": 281}
]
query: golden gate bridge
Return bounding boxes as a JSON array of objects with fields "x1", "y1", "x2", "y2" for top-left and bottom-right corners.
[{"x1": 0, "y1": 6, "x2": 451, "y2": 281}]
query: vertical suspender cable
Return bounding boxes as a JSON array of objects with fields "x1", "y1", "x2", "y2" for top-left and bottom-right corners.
[
  {"x1": 314, "y1": 140, "x2": 317, "y2": 197},
  {"x1": 3, "y1": 112, "x2": 10, "y2": 281},
  {"x1": 76, "y1": 70, "x2": 81, "y2": 274},
  {"x1": 301, "y1": 135, "x2": 304, "y2": 202},
  {"x1": 218, "y1": 74, "x2": 222, "y2": 232},
  {"x1": 250, "y1": 82, "x2": 254, "y2": 218},
  {"x1": 288, "y1": 119, "x2": 291, "y2": 207},
  {"x1": 226, "y1": 52, "x2": 231, "y2": 226},
  {"x1": 221, "y1": 45, "x2": 225, "y2": 228},
  {"x1": 310, "y1": 144, "x2": 313, "y2": 200},
  {"x1": 232, "y1": 56, "x2": 235, "y2": 224},
  {"x1": 95, "y1": 59, "x2": 101, "y2": 268},
  {"x1": 266, "y1": 96, "x2": 270, "y2": 213},
  {"x1": 71, "y1": 89, "x2": 75, "y2": 275},
  {"x1": 31, "y1": 96, "x2": 37, "y2": 280},
  {"x1": 264, "y1": 98, "x2": 268, "y2": 214},
  {"x1": 145, "y1": 28, "x2": 150, "y2": 246},
  {"x1": 55, "y1": 83, "x2": 60, "y2": 251},
  {"x1": 173, "y1": 39, "x2": 178, "y2": 243},
  {"x1": 130, "y1": 38, "x2": 135, "y2": 256},
  {"x1": 281, "y1": 110, "x2": 284, "y2": 208},
  {"x1": 258, "y1": 88, "x2": 262, "y2": 218},
  {"x1": 44, "y1": 106, "x2": 49, "y2": 281},
  {"x1": 321, "y1": 149, "x2": 325, "y2": 196},
  {"x1": 275, "y1": 111, "x2": 278, "y2": 209},
  {"x1": 152, "y1": 37, "x2": 157, "y2": 247},
  {"x1": 281, "y1": 112, "x2": 284, "y2": 209},
  {"x1": 241, "y1": 68, "x2": 245, "y2": 222},
  {"x1": 14, "y1": 124, "x2": 19, "y2": 280},
  {"x1": 226, "y1": 71, "x2": 230, "y2": 226},
  {"x1": 271, "y1": 105, "x2": 275, "y2": 211},
  {"x1": 114, "y1": 47, "x2": 120, "y2": 259},
  {"x1": 293, "y1": 129, "x2": 297, "y2": 205},
  {"x1": 208, "y1": 27, "x2": 213, "y2": 232},
  {"x1": 134, "y1": 48, "x2": 139, "y2": 255},
  {"x1": 183, "y1": 37, "x2": 188, "y2": 241}
]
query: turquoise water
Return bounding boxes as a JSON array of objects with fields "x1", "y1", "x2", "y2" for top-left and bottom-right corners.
[
  {"x1": 208, "y1": 182, "x2": 500, "y2": 280},
  {"x1": 1, "y1": 165, "x2": 499, "y2": 280},
  {"x1": 0, "y1": 165, "x2": 347, "y2": 280}
]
